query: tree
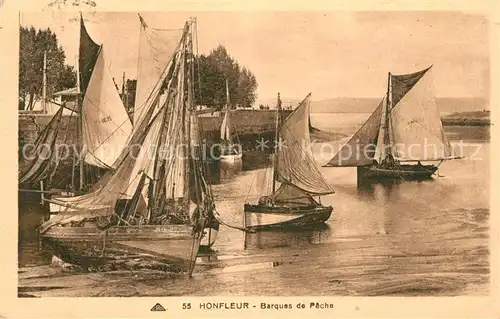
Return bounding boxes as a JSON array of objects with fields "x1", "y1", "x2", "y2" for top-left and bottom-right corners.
[
  {"x1": 194, "y1": 45, "x2": 257, "y2": 109},
  {"x1": 236, "y1": 67, "x2": 257, "y2": 108},
  {"x1": 19, "y1": 26, "x2": 76, "y2": 110}
]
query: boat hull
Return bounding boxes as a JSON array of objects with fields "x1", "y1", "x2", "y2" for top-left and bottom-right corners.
[
  {"x1": 220, "y1": 153, "x2": 242, "y2": 163},
  {"x1": 243, "y1": 204, "x2": 333, "y2": 230},
  {"x1": 41, "y1": 224, "x2": 203, "y2": 272},
  {"x1": 361, "y1": 164, "x2": 438, "y2": 179},
  {"x1": 47, "y1": 202, "x2": 220, "y2": 250}
]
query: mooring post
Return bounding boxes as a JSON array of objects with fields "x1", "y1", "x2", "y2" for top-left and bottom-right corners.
[{"x1": 357, "y1": 166, "x2": 364, "y2": 188}]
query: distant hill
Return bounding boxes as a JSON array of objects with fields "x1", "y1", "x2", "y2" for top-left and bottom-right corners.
[{"x1": 309, "y1": 97, "x2": 489, "y2": 114}]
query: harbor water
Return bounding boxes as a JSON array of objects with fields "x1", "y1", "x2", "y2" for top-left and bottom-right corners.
[{"x1": 18, "y1": 113, "x2": 490, "y2": 297}]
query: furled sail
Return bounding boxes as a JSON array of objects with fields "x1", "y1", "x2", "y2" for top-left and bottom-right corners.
[
  {"x1": 40, "y1": 107, "x2": 166, "y2": 233},
  {"x1": 389, "y1": 67, "x2": 455, "y2": 161},
  {"x1": 220, "y1": 79, "x2": 232, "y2": 142},
  {"x1": 276, "y1": 93, "x2": 335, "y2": 196},
  {"x1": 133, "y1": 15, "x2": 184, "y2": 129},
  {"x1": 220, "y1": 108, "x2": 231, "y2": 141},
  {"x1": 19, "y1": 106, "x2": 65, "y2": 184},
  {"x1": 162, "y1": 47, "x2": 188, "y2": 201},
  {"x1": 82, "y1": 45, "x2": 133, "y2": 169},
  {"x1": 325, "y1": 98, "x2": 384, "y2": 167}
]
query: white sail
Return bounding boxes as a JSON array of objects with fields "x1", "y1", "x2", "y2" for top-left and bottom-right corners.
[
  {"x1": 326, "y1": 98, "x2": 384, "y2": 167},
  {"x1": 389, "y1": 68, "x2": 454, "y2": 161},
  {"x1": 220, "y1": 108, "x2": 231, "y2": 141},
  {"x1": 133, "y1": 16, "x2": 183, "y2": 130},
  {"x1": 82, "y1": 46, "x2": 133, "y2": 169},
  {"x1": 220, "y1": 79, "x2": 232, "y2": 141},
  {"x1": 276, "y1": 94, "x2": 334, "y2": 196}
]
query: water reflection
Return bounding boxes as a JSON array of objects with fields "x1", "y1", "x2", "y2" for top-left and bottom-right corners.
[
  {"x1": 244, "y1": 224, "x2": 331, "y2": 250},
  {"x1": 204, "y1": 151, "x2": 266, "y2": 185},
  {"x1": 18, "y1": 198, "x2": 52, "y2": 267},
  {"x1": 242, "y1": 151, "x2": 272, "y2": 171},
  {"x1": 18, "y1": 123, "x2": 490, "y2": 296}
]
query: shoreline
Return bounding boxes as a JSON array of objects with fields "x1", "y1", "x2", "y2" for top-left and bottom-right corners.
[{"x1": 441, "y1": 110, "x2": 490, "y2": 126}]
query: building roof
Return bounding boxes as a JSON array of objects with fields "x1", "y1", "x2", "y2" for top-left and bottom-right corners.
[{"x1": 53, "y1": 87, "x2": 79, "y2": 96}]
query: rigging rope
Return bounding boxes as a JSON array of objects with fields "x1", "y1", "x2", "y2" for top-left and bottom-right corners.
[
  {"x1": 244, "y1": 171, "x2": 257, "y2": 203},
  {"x1": 212, "y1": 209, "x2": 255, "y2": 233}
]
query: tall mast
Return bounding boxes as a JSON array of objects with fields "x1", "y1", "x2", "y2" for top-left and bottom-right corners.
[
  {"x1": 188, "y1": 18, "x2": 201, "y2": 205},
  {"x1": 271, "y1": 92, "x2": 281, "y2": 203},
  {"x1": 384, "y1": 72, "x2": 392, "y2": 157},
  {"x1": 70, "y1": 55, "x2": 77, "y2": 190},
  {"x1": 225, "y1": 78, "x2": 230, "y2": 107},
  {"x1": 122, "y1": 72, "x2": 128, "y2": 111},
  {"x1": 42, "y1": 50, "x2": 47, "y2": 114},
  {"x1": 40, "y1": 50, "x2": 47, "y2": 202},
  {"x1": 76, "y1": 23, "x2": 84, "y2": 191}
]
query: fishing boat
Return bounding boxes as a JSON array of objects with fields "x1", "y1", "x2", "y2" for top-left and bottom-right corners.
[
  {"x1": 18, "y1": 16, "x2": 133, "y2": 205},
  {"x1": 324, "y1": 66, "x2": 460, "y2": 181},
  {"x1": 134, "y1": 14, "x2": 218, "y2": 249},
  {"x1": 219, "y1": 79, "x2": 242, "y2": 163},
  {"x1": 243, "y1": 93, "x2": 335, "y2": 230},
  {"x1": 42, "y1": 16, "x2": 134, "y2": 213},
  {"x1": 39, "y1": 17, "x2": 218, "y2": 276}
]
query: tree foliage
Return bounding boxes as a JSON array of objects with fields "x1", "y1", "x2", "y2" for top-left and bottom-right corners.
[
  {"x1": 19, "y1": 26, "x2": 77, "y2": 110},
  {"x1": 194, "y1": 45, "x2": 257, "y2": 109}
]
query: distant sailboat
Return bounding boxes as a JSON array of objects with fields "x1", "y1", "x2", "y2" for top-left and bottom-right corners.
[
  {"x1": 220, "y1": 78, "x2": 242, "y2": 163},
  {"x1": 39, "y1": 18, "x2": 217, "y2": 276},
  {"x1": 324, "y1": 66, "x2": 460, "y2": 180},
  {"x1": 243, "y1": 93, "x2": 335, "y2": 230},
  {"x1": 19, "y1": 51, "x2": 65, "y2": 190}
]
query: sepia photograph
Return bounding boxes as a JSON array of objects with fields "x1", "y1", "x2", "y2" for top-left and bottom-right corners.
[{"x1": 1, "y1": 0, "x2": 498, "y2": 317}]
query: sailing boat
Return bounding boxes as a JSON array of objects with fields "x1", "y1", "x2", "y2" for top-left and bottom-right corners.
[
  {"x1": 18, "y1": 18, "x2": 131, "y2": 201},
  {"x1": 243, "y1": 93, "x2": 335, "y2": 230},
  {"x1": 135, "y1": 14, "x2": 218, "y2": 249},
  {"x1": 39, "y1": 17, "x2": 217, "y2": 275},
  {"x1": 220, "y1": 79, "x2": 242, "y2": 163},
  {"x1": 19, "y1": 50, "x2": 67, "y2": 195},
  {"x1": 324, "y1": 66, "x2": 460, "y2": 180},
  {"x1": 46, "y1": 15, "x2": 133, "y2": 214}
]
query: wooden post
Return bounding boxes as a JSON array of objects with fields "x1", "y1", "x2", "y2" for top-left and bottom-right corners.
[
  {"x1": 357, "y1": 166, "x2": 364, "y2": 188},
  {"x1": 40, "y1": 180, "x2": 45, "y2": 204}
]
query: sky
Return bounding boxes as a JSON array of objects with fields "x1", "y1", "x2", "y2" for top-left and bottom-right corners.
[{"x1": 20, "y1": 10, "x2": 490, "y2": 104}]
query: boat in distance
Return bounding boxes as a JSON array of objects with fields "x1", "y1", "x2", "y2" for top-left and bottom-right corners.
[
  {"x1": 243, "y1": 93, "x2": 335, "y2": 230},
  {"x1": 324, "y1": 66, "x2": 461, "y2": 181},
  {"x1": 219, "y1": 79, "x2": 243, "y2": 164}
]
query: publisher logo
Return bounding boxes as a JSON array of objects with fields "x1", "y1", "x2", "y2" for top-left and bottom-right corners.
[{"x1": 151, "y1": 303, "x2": 166, "y2": 312}]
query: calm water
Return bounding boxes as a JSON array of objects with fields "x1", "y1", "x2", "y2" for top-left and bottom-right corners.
[{"x1": 18, "y1": 113, "x2": 490, "y2": 297}]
